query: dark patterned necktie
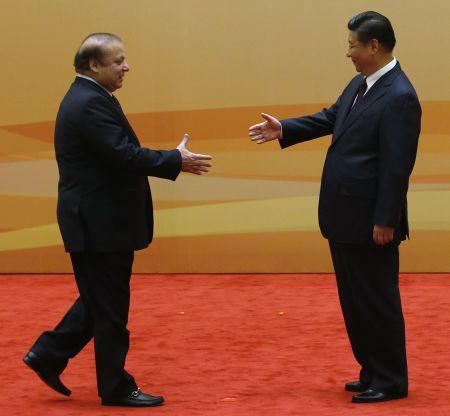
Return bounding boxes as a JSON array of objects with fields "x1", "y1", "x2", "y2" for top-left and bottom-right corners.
[{"x1": 353, "y1": 78, "x2": 367, "y2": 107}]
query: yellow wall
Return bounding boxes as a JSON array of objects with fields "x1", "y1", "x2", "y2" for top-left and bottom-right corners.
[{"x1": 1, "y1": 0, "x2": 449, "y2": 272}]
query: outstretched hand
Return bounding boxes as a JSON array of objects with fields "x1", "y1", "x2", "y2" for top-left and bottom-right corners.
[
  {"x1": 177, "y1": 134, "x2": 212, "y2": 175},
  {"x1": 248, "y1": 113, "x2": 282, "y2": 144}
]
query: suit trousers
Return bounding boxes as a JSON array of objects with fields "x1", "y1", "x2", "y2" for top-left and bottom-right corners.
[
  {"x1": 328, "y1": 240, "x2": 408, "y2": 393},
  {"x1": 30, "y1": 251, "x2": 137, "y2": 398}
]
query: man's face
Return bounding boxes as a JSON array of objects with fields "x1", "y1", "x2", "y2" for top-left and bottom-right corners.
[
  {"x1": 346, "y1": 31, "x2": 375, "y2": 75},
  {"x1": 92, "y1": 41, "x2": 129, "y2": 92}
]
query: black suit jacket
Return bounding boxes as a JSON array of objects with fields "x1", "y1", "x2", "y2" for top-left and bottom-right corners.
[
  {"x1": 54, "y1": 77, "x2": 182, "y2": 252},
  {"x1": 280, "y1": 63, "x2": 421, "y2": 243}
]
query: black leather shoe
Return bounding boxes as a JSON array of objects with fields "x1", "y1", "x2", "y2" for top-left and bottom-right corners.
[
  {"x1": 102, "y1": 388, "x2": 164, "y2": 407},
  {"x1": 345, "y1": 380, "x2": 369, "y2": 392},
  {"x1": 352, "y1": 388, "x2": 408, "y2": 403},
  {"x1": 23, "y1": 351, "x2": 71, "y2": 396}
]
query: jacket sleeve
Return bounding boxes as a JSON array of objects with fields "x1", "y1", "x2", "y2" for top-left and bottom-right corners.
[
  {"x1": 278, "y1": 96, "x2": 340, "y2": 149},
  {"x1": 79, "y1": 95, "x2": 182, "y2": 181},
  {"x1": 374, "y1": 92, "x2": 421, "y2": 227}
]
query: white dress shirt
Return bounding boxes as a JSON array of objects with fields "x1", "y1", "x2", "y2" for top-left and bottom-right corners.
[
  {"x1": 351, "y1": 57, "x2": 397, "y2": 108},
  {"x1": 364, "y1": 57, "x2": 397, "y2": 94}
]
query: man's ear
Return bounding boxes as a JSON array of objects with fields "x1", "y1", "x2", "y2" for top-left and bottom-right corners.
[
  {"x1": 369, "y1": 39, "x2": 380, "y2": 55},
  {"x1": 89, "y1": 59, "x2": 99, "y2": 73}
]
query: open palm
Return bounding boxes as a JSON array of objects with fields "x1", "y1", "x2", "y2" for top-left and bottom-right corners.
[{"x1": 248, "y1": 113, "x2": 282, "y2": 144}]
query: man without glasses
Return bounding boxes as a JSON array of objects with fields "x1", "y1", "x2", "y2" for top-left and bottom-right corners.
[
  {"x1": 24, "y1": 32, "x2": 212, "y2": 407},
  {"x1": 249, "y1": 11, "x2": 421, "y2": 403}
]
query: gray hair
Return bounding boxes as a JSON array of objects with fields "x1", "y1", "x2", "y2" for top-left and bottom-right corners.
[{"x1": 74, "y1": 33, "x2": 122, "y2": 71}]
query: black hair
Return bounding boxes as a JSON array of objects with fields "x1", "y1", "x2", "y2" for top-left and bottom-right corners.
[
  {"x1": 348, "y1": 11, "x2": 396, "y2": 51},
  {"x1": 74, "y1": 33, "x2": 122, "y2": 71}
]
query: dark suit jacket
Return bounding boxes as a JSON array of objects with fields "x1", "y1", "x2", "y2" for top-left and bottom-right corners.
[
  {"x1": 280, "y1": 63, "x2": 421, "y2": 244},
  {"x1": 54, "y1": 77, "x2": 182, "y2": 252}
]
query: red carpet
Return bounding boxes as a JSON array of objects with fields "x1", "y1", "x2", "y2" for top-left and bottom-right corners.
[{"x1": 1, "y1": 273, "x2": 449, "y2": 416}]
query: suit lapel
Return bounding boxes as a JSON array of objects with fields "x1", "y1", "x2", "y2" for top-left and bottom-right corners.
[
  {"x1": 332, "y1": 63, "x2": 402, "y2": 146},
  {"x1": 74, "y1": 77, "x2": 141, "y2": 146},
  {"x1": 332, "y1": 76, "x2": 362, "y2": 140},
  {"x1": 108, "y1": 96, "x2": 140, "y2": 144}
]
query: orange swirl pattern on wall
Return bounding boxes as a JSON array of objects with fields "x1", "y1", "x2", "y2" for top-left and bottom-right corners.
[
  {"x1": 0, "y1": 0, "x2": 449, "y2": 272},
  {"x1": 1, "y1": 101, "x2": 449, "y2": 272}
]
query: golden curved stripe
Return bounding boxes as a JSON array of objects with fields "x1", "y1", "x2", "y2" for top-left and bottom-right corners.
[
  {"x1": 1, "y1": 101, "x2": 449, "y2": 144},
  {"x1": 0, "y1": 190, "x2": 448, "y2": 252}
]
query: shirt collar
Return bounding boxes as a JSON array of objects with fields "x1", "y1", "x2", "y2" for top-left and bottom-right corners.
[
  {"x1": 364, "y1": 57, "x2": 397, "y2": 91},
  {"x1": 76, "y1": 73, "x2": 113, "y2": 96}
]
